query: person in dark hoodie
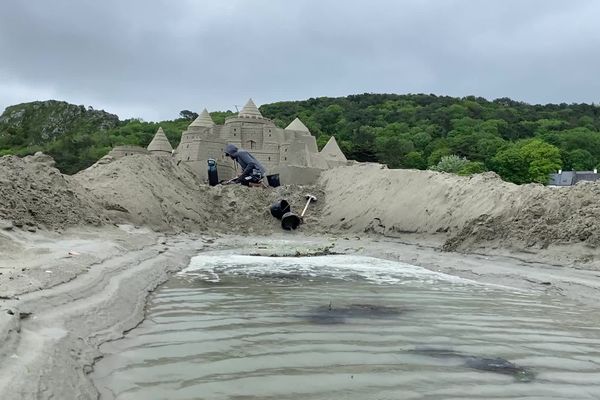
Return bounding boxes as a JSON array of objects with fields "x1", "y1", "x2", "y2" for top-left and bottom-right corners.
[{"x1": 223, "y1": 143, "x2": 266, "y2": 186}]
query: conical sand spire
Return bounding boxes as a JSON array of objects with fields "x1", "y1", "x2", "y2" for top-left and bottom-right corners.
[
  {"x1": 285, "y1": 117, "x2": 310, "y2": 132},
  {"x1": 189, "y1": 108, "x2": 215, "y2": 128},
  {"x1": 147, "y1": 127, "x2": 173, "y2": 153},
  {"x1": 238, "y1": 98, "x2": 263, "y2": 118},
  {"x1": 320, "y1": 136, "x2": 347, "y2": 161}
]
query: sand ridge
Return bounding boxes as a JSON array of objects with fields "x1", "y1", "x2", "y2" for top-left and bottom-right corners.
[
  {"x1": 0, "y1": 153, "x2": 106, "y2": 232},
  {"x1": 318, "y1": 163, "x2": 600, "y2": 266}
]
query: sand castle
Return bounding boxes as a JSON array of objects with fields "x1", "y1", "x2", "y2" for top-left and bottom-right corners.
[
  {"x1": 106, "y1": 99, "x2": 348, "y2": 185},
  {"x1": 174, "y1": 99, "x2": 348, "y2": 184}
]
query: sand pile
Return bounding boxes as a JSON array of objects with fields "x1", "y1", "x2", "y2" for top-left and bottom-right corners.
[
  {"x1": 74, "y1": 154, "x2": 324, "y2": 234},
  {"x1": 318, "y1": 163, "x2": 535, "y2": 235},
  {"x1": 75, "y1": 154, "x2": 209, "y2": 231},
  {"x1": 318, "y1": 163, "x2": 600, "y2": 252},
  {"x1": 446, "y1": 181, "x2": 600, "y2": 251},
  {"x1": 0, "y1": 153, "x2": 105, "y2": 231}
]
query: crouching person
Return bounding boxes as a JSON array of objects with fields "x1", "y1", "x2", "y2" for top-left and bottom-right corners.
[{"x1": 224, "y1": 143, "x2": 266, "y2": 186}]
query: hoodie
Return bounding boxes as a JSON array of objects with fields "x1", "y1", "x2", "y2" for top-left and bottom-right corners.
[{"x1": 224, "y1": 144, "x2": 266, "y2": 178}]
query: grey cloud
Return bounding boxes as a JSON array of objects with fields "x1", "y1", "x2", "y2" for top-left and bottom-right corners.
[{"x1": 1, "y1": 0, "x2": 599, "y2": 121}]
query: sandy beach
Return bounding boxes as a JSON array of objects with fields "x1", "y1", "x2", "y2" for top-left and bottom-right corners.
[{"x1": 2, "y1": 153, "x2": 600, "y2": 399}]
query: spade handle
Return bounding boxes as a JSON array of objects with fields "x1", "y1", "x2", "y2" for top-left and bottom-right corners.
[{"x1": 300, "y1": 196, "x2": 315, "y2": 217}]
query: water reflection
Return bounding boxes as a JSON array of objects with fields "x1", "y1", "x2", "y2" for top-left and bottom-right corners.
[{"x1": 303, "y1": 303, "x2": 408, "y2": 325}]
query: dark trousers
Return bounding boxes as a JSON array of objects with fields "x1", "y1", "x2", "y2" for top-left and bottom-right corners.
[{"x1": 240, "y1": 173, "x2": 263, "y2": 186}]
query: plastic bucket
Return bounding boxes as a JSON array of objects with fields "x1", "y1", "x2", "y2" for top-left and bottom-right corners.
[
  {"x1": 270, "y1": 199, "x2": 290, "y2": 219},
  {"x1": 281, "y1": 211, "x2": 301, "y2": 230},
  {"x1": 267, "y1": 174, "x2": 281, "y2": 187}
]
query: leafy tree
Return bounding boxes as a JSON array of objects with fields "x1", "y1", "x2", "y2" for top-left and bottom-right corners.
[
  {"x1": 430, "y1": 155, "x2": 470, "y2": 173},
  {"x1": 458, "y1": 161, "x2": 486, "y2": 175},
  {"x1": 375, "y1": 136, "x2": 414, "y2": 168},
  {"x1": 559, "y1": 127, "x2": 600, "y2": 160},
  {"x1": 492, "y1": 139, "x2": 561, "y2": 184},
  {"x1": 404, "y1": 151, "x2": 427, "y2": 169},
  {"x1": 492, "y1": 143, "x2": 530, "y2": 184},
  {"x1": 563, "y1": 149, "x2": 595, "y2": 171},
  {"x1": 179, "y1": 110, "x2": 198, "y2": 120},
  {"x1": 578, "y1": 115, "x2": 594, "y2": 129},
  {"x1": 349, "y1": 125, "x2": 378, "y2": 162},
  {"x1": 313, "y1": 104, "x2": 343, "y2": 134},
  {"x1": 427, "y1": 146, "x2": 451, "y2": 167},
  {"x1": 411, "y1": 130, "x2": 432, "y2": 150},
  {"x1": 316, "y1": 134, "x2": 331, "y2": 150},
  {"x1": 208, "y1": 110, "x2": 236, "y2": 125},
  {"x1": 429, "y1": 154, "x2": 485, "y2": 175}
]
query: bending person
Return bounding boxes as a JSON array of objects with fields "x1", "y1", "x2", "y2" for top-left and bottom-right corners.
[{"x1": 224, "y1": 143, "x2": 266, "y2": 186}]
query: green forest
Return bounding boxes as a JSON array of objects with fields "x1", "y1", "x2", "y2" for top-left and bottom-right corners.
[{"x1": 2, "y1": 94, "x2": 600, "y2": 184}]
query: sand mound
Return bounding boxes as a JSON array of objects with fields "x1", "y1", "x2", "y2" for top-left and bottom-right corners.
[
  {"x1": 74, "y1": 154, "x2": 324, "y2": 234},
  {"x1": 75, "y1": 154, "x2": 209, "y2": 231},
  {"x1": 446, "y1": 181, "x2": 600, "y2": 251},
  {"x1": 0, "y1": 153, "x2": 105, "y2": 231},
  {"x1": 318, "y1": 163, "x2": 533, "y2": 235},
  {"x1": 318, "y1": 163, "x2": 600, "y2": 252}
]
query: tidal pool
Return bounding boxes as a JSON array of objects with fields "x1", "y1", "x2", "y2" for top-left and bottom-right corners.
[{"x1": 92, "y1": 254, "x2": 600, "y2": 399}]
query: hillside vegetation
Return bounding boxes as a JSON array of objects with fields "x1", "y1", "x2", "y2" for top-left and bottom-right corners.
[
  {"x1": 261, "y1": 94, "x2": 600, "y2": 184},
  {"x1": 2, "y1": 94, "x2": 600, "y2": 182}
]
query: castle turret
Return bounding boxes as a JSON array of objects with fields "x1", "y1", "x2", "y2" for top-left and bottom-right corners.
[
  {"x1": 147, "y1": 127, "x2": 173, "y2": 155},
  {"x1": 285, "y1": 117, "x2": 310, "y2": 132},
  {"x1": 188, "y1": 108, "x2": 215, "y2": 129},
  {"x1": 238, "y1": 98, "x2": 263, "y2": 119},
  {"x1": 320, "y1": 136, "x2": 347, "y2": 162}
]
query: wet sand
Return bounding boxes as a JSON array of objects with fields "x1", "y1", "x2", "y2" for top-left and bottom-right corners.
[{"x1": 2, "y1": 227, "x2": 600, "y2": 399}]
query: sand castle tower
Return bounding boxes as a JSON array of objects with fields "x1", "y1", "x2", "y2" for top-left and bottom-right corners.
[
  {"x1": 189, "y1": 108, "x2": 215, "y2": 129},
  {"x1": 285, "y1": 117, "x2": 310, "y2": 132},
  {"x1": 238, "y1": 98, "x2": 263, "y2": 119},
  {"x1": 320, "y1": 136, "x2": 347, "y2": 167},
  {"x1": 147, "y1": 127, "x2": 173, "y2": 155}
]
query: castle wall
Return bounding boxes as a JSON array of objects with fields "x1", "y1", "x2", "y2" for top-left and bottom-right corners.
[
  {"x1": 310, "y1": 152, "x2": 330, "y2": 169},
  {"x1": 109, "y1": 145, "x2": 149, "y2": 158},
  {"x1": 292, "y1": 131, "x2": 319, "y2": 153},
  {"x1": 275, "y1": 165, "x2": 323, "y2": 186},
  {"x1": 288, "y1": 141, "x2": 309, "y2": 166},
  {"x1": 149, "y1": 149, "x2": 172, "y2": 156},
  {"x1": 176, "y1": 127, "x2": 211, "y2": 162}
]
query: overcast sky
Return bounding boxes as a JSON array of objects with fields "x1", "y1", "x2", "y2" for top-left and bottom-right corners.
[{"x1": 1, "y1": 0, "x2": 599, "y2": 121}]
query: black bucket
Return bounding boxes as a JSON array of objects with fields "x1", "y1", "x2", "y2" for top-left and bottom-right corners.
[
  {"x1": 281, "y1": 211, "x2": 301, "y2": 230},
  {"x1": 270, "y1": 199, "x2": 290, "y2": 220},
  {"x1": 267, "y1": 174, "x2": 281, "y2": 187}
]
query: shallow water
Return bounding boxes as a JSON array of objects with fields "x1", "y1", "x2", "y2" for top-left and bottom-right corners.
[{"x1": 93, "y1": 254, "x2": 600, "y2": 399}]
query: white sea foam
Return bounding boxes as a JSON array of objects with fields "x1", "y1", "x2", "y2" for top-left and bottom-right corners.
[{"x1": 181, "y1": 254, "x2": 494, "y2": 288}]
